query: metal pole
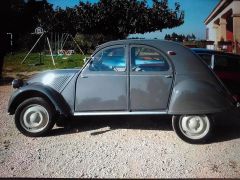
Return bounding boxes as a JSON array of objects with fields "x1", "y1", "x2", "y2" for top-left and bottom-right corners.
[
  {"x1": 54, "y1": 33, "x2": 56, "y2": 53},
  {"x1": 60, "y1": 33, "x2": 64, "y2": 50},
  {"x1": 62, "y1": 34, "x2": 69, "y2": 49},
  {"x1": 46, "y1": 36, "x2": 55, "y2": 66},
  {"x1": 50, "y1": 32, "x2": 52, "y2": 51},
  {"x1": 70, "y1": 34, "x2": 85, "y2": 56},
  {"x1": 58, "y1": 33, "x2": 60, "y2": 53},
  {"x1": 21, "y1": 33, "x2": 44, "y2": 64},
  {"x1": 7, "y1": 33, "x2": 13, "y2": 55}
]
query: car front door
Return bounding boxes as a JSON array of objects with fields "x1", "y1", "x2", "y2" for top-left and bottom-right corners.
[
  {"x1": 129, "y1": 45, "x2": 173, "y2": 111},
  {"x1": 75, "y1": 45, "x2": 128, "y2": 112}
]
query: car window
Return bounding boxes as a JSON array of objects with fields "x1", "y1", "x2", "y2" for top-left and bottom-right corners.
[
  {"x1": 198, "y1": 53, "x2": 212, "y2": 66},
  {"x1": 131, "y1": 47, "x2": 169, "y2": 72},
  {"x1": 89, "y1": 47, "x2": 126, "y2": 72},
  {"x1": 214, "y1": 55, "x2": 240, "y2": 72}
]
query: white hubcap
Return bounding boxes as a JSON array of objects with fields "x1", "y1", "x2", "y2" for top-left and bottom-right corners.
[
  {"x1": 179, "y1": 115, "x2": 210, "y2": 140},
  {"x1": 21, "y1": 104, "x2": 49, "y2": 133}
]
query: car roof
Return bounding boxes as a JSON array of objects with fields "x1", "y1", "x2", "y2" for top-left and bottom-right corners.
[
  {"x1": 98, "y1": 39, "x2": 179, "y2": 48},
  {"x1": 95, "y1": 39, "x2": 212, "y2": 75}
]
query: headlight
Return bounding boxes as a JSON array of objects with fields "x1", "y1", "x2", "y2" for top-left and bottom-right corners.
[{"x1": 12, "y1": 79, "x2": 23, "y2": 89}]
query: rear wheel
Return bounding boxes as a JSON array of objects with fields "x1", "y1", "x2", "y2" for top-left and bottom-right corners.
[
  {"x1": 15, "y1": 97, "x2": 56, "y2": 137},
  {"x1": 172, "y1": 115, "x2": 213, "y2": 144}
]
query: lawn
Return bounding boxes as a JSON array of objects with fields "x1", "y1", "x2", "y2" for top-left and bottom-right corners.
[{"x1": 3, "y1": 52, "x2": 86, "y2": 74}]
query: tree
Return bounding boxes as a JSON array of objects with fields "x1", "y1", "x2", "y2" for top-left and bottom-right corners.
[
  {"x1": 164, "y1": 34, "x2": 171, "y2": 40},
  {"x1": 73, "y1": 0, "x2": 184, "y2": 40},
  {"x1": 164, "y1": 32, "x2": 197, "y2": 42},
  {"x1": 0, "y1": 0, "x2": 55, "y2": 78},
  {"x1": 191, "y1": 33, "x2": 196, "y2": 40}
]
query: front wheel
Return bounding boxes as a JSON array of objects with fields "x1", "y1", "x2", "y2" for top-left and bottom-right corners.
[
  {"x1": 172, "y1": 115, "x2": 213, "y2": 144},
  {"x1": 15, "y1": 97, "x2": 56, "y2": 137}
]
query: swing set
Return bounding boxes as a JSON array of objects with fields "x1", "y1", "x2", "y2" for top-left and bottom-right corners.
[{"x1": 21, "y1": 27, "x2": 84, "y2": 66}]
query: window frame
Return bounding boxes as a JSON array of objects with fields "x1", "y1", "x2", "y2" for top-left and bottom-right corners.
[
  {"x1": 129, "y1": 44, "x2": 172, "y2": 74},
  {"x1": 83, "y1": 45, "x2": 128, "y2": 75}
]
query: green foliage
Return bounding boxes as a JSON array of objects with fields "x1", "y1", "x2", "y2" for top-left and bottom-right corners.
[
  {"x1": 75, "y1": 33, "x2": 114, "y2": 53},
  {"x1": 3, "y1": 52, "x2": 85, "y2": 73},
  {"x1": 72, "y1": 0, "x2": 184, "y2": 39},
  {"x1": 1, "y1": 0, "x2": 185, "y2": 55},
  {"x1": 164, "y1": 32, "x2": 196, "y2": 42},
  {"x1": 0, "y1": 0, "x2": 54, "y2": 33},
  {"x1": 1, "y1": 0, "x2": 184, "y2": 40},
  {"x1": 183, "y1": 40, "x2": 208, "y2": 48}
]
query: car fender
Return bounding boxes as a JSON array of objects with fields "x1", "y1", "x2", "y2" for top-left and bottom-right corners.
[
  {"x1": 168, "y1": 78, "x2": 234, "y2": 114},
  {"x1": 8, "y1": 83, "x2": 71, "y2": 117}
]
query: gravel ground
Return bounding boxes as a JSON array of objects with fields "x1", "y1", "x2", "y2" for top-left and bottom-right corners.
[{"x1": 1, "y1": 84, "x2": 240, "y2": 178}]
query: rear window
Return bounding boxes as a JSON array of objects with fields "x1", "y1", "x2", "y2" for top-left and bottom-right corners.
[
  {"x1": 131, "y1": 47, "x2": 169, "y2": 72},
  {"x1": 214, "y1": 55, "x2": 240, "y2": 72}
]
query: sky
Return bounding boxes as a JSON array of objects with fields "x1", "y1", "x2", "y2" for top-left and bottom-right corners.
[{"x1": 47, "y1": 0, "x2": 220, "y2": 40}]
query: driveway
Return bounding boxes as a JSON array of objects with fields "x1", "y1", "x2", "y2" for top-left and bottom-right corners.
[{"x1": 0, "y1": 85, "x2": 240, "y2": 178}]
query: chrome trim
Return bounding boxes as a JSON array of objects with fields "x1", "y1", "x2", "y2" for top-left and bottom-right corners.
[{"x1": 74, "y1": 111, "x2": 167, "y2": 116}]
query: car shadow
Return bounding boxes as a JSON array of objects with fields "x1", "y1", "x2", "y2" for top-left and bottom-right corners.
[
  {"x1": 48, "y1": 114, "x2": 240, "y2": 143},
  {"x1": 211, "y1": 112, "x2": 240, "y2": 143},
  {"x1": 49, "y1": 115, "x2": 173, "y2": 136}
]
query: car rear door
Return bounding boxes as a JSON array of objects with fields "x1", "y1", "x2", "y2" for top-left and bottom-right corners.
[{"x1": 129, "y1": 45, "x2": 173, "y2": 111}]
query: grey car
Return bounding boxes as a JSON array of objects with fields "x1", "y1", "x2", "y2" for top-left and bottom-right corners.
[{"x1": 8, "y1": 40, "x2": 237, "y2": 144}]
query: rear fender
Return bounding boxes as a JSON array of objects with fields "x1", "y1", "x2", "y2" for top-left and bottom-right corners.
[{"x1": 168, "y1": 79, "x2": 234, "y2": 114}]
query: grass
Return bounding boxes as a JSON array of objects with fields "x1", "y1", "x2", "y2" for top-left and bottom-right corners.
[{"x1": 3, "y1": 52, "x2": 86, "y2": 73}]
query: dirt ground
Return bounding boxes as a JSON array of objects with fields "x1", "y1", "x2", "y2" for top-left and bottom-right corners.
[{"x1": 1, "y1": 84, "x2": 240, "y2": 178}]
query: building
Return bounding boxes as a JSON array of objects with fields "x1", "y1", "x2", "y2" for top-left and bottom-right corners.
[{"x1": 205, "y1": 0, "x2": 240, "y2": 54}]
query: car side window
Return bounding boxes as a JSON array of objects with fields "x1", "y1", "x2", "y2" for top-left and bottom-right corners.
[
  {"x1": 89, "y1": 47, "x2": 126, "y2": 72},
  {"x1": 131, "y1": 47, "x2": 169, "y2": 72},
  {"x1": 214, "y1": 55, "x2": 240, "y2": 72}
]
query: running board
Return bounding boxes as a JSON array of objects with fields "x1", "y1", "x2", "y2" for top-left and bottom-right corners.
[{"x1": 74, "y1": 111, "x2": 167, "y2": 116}]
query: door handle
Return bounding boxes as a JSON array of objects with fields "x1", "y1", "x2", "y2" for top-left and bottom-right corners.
[
  {"x1": 164, "y1": 75, "x2": 173, "y2": 78},
  {"x1": 80, "y1": 74, "x2": 88, "y2": 78}
]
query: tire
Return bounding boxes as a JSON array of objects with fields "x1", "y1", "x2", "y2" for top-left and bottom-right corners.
[
  {"x1": 15, "y1": 97, "x2": 56, "y2": 137},
  {"x1": 172, "y1": 115, "x2": 213, "y2": 144}
]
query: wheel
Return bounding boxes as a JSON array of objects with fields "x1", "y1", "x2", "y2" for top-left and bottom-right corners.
[
  {"x1": 172, "y1": 115, "x2": 213, "y2": 144},
  {"x1": 15, "y1": 97, "x2": 56, "y2": 137}
]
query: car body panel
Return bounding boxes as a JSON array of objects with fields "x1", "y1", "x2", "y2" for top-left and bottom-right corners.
[
  {"x1": 8, "y1": 83, "x2": 71, "y2": 117},
  {"x1": 168, "y1": 74, "x2": 234, "y2": 114},
  {"x1": 8, "y1": 40, "x2": 236, "y2": 118},
  {"x1": 27, "y1": 69, "x2": 79, "y2": 92},
  {"x1": 75, "y1": 73, "x2": 128, "y2": 111},
  {"x1": 75, "y1": 45, "x2": 128, "y2": 112},
  {"x1": 128, "y1": 44, "x2": 174, "y2": 111},
  {"x1": 130, "y1": 74, "x2": 173, "y2": 110}
]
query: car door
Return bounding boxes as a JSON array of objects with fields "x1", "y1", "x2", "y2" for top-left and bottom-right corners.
[
  {"x1": 129, "y1": 45, "x2": 173, "y2": 111},
  {"x1": 75, "y1": 45, "x2": 128, "y2": 112}
]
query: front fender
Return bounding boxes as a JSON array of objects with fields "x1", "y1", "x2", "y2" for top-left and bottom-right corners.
[
  {"x1": 168, "y1": 78, "x2": 235, "y2": 115},
  {"x1": 8, "y1": 83, "x2": 71, "y2": 117}
]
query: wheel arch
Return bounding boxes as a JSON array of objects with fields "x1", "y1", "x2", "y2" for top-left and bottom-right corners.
[
  {"x1": 168, "y1": 78, "x2": 234, "y2": 115},
  {"x1": 8, "y1": 84, "x2": 71, "y2": 117}
]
